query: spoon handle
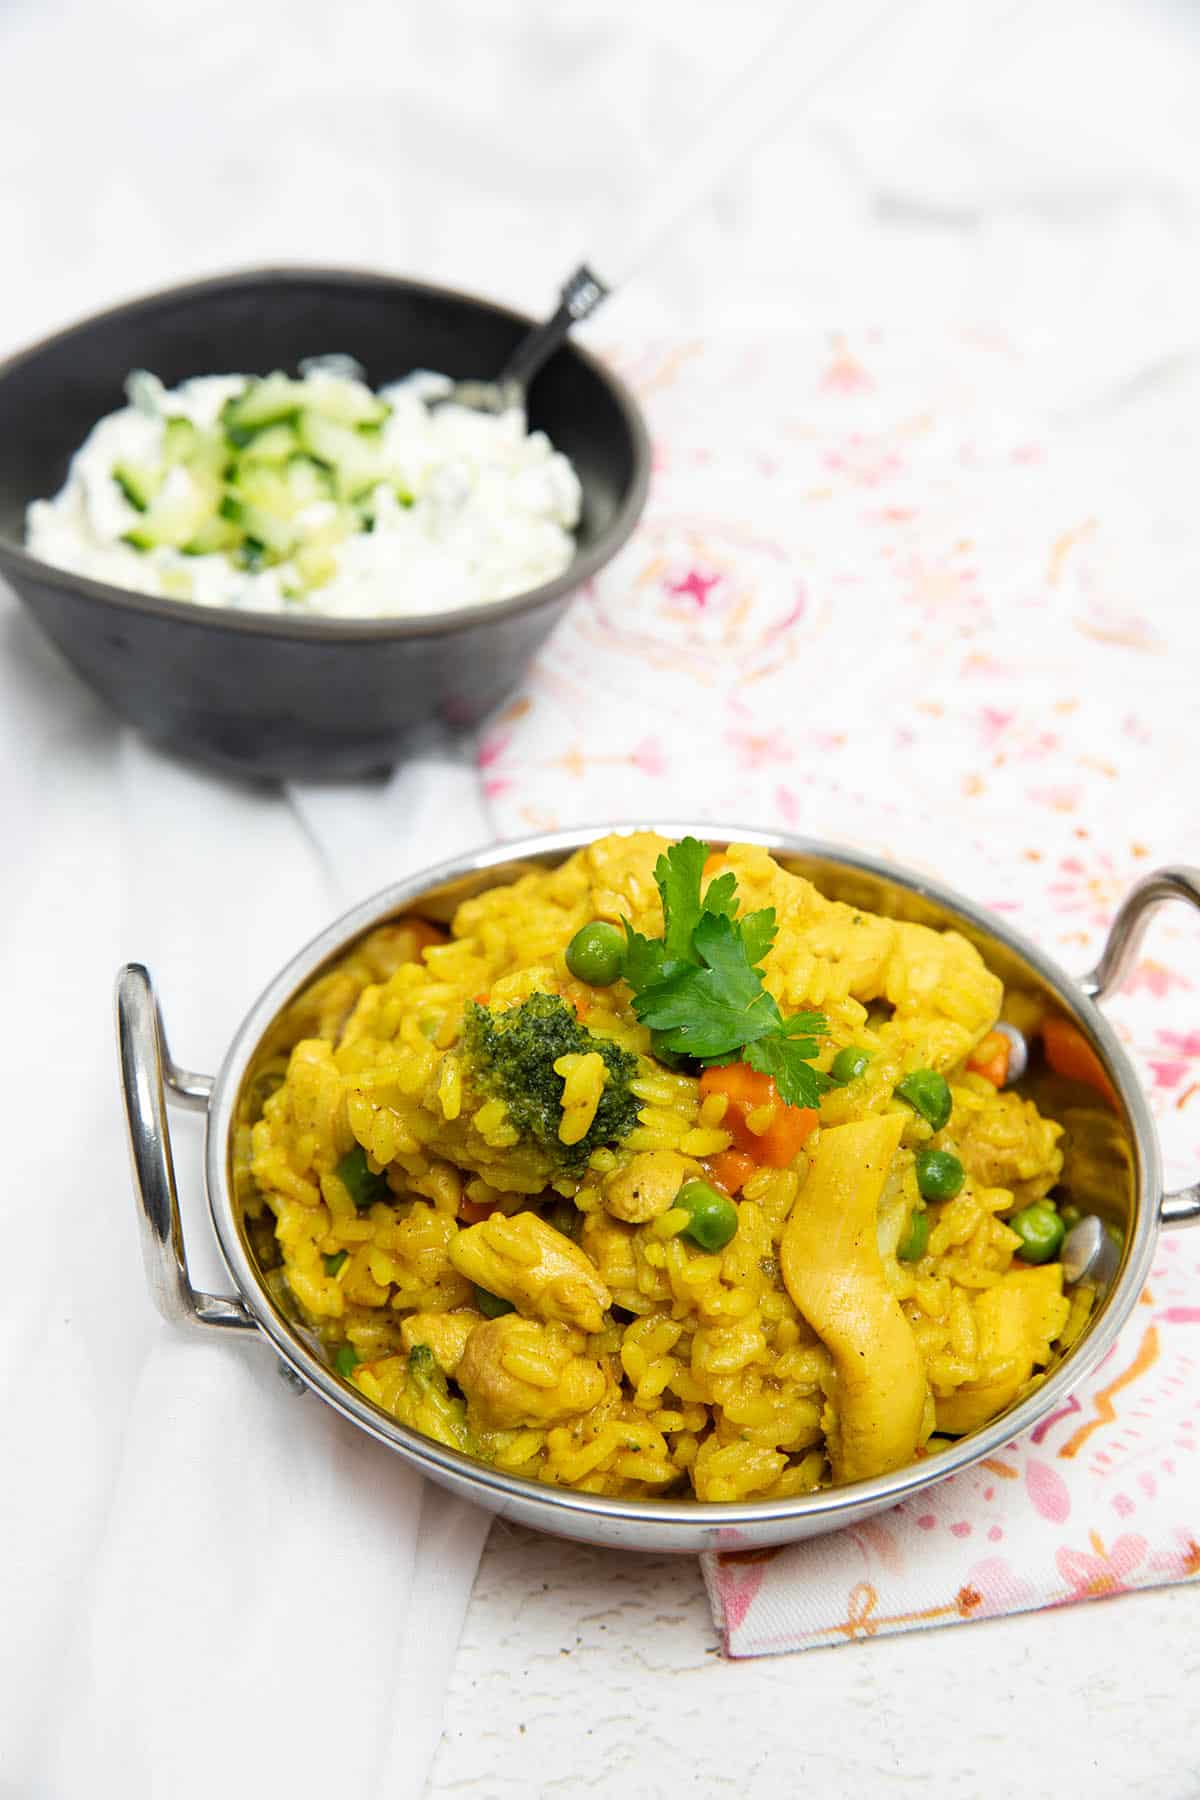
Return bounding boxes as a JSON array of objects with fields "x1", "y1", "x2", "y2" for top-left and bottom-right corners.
[{"x1": 496, "y1": 263, "x2": 609, "y2": 398}]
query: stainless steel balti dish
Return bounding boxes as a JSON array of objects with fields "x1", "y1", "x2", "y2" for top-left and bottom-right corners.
[{"x1": 117, "y1": 829, "x2": 1200, "y2": 1554}]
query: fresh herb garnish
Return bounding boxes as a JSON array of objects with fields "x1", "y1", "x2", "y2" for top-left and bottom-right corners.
[{"x1": 623, "y1": 838, "x2": 832, "y2": 1110}]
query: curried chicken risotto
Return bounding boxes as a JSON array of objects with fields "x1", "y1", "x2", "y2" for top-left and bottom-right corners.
[{"x1": 241, "y1": 834, "x2": 1091, "y2": 1501}]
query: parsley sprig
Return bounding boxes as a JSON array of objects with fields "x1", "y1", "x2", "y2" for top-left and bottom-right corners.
[{"x1": 623, "y1": 838, "x2": 833, "y2": 1110}]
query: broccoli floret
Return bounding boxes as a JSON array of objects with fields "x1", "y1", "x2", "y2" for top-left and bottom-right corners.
[
  {"x1": 462, "y1": 992, "x2": 640, "y2": 1174},
  {"x1": 397, "y1": 1343, "x2": 474, "y2": 1454}
]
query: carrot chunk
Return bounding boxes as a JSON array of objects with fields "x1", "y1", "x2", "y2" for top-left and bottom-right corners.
[
  {"x1": 1041, "y1": 1016, "x2": 1118, "y2": 1108},
  {"x1": 699, "y1": 1064, "x2": 819, "y2": 1167},
  {"x1": 967, "y1": 1029, "x2": 1011, "y2": 1087},
  {"x1": 708, "y1": 1149, "x2": 758, "y2": 1194}
]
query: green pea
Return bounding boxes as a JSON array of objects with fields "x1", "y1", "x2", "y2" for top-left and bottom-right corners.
[
  {"x1": 1059, "y1": 1203, "x2": 1083, "y2": 1232},
  {"x1": 334, "y1": 1344, "x2": 359, "y2": 1377},
  {"x1": 336, "y1": 1142, "x2": 390, "y2": 1210},
  {"x1": 675, "y1": 1179, "x2": 739, "y2": 1252},
  {"x1": 323, "y1": 1249, "x2": 348, "y2": 1277},
  {"x1": 1008, "y1": 1204, "x2": 1066, "y2": 1265},
  {"x1": 895, "y1": 1069, "x2": 953, "y2": 1133},
  {"x1": 830, "y1": 1046, "x2": 872, "y2": 1084},
  {"x1": 474, "y1": 1285, "x2": 516, "y2": 1318},
  {"x1": 915, "y1": 1149, "x2": 965, "y2": 1202},
  {"x1": 897, "y1": 1209, "x2": 930, "y2": 1262},
  {"x1": 565, "y1": 920, "x2": 626, "y2": 986}
]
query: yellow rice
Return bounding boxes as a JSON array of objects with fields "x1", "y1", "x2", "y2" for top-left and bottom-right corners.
[{"x1": 241, "y1": 833, "x2": 1081, "y2": 1502}]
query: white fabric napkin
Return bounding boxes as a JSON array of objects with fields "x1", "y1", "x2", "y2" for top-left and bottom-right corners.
[{"x1": 0, "y1": 603, "x2": 491, "y2": 1799}]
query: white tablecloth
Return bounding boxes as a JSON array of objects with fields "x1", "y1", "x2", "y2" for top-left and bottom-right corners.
[{"x1": 3, "y1": 1, "x2": 1200, "y2": 1794}]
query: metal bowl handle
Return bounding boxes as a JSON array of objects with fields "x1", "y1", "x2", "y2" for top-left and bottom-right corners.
[
  {"x1": 116, "y1": 964, "x2": 254, "y2": 1330},
  {"x1": 1080, "y1": 865, "x2": 1200, "y2": 1231}
]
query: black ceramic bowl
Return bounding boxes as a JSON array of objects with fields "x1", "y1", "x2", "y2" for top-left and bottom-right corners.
[{"x1": 0, "y1": 267, "x2": 650, "y2": 781}]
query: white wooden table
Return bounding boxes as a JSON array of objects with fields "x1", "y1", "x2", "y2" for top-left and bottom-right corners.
[{"x1": 432, "y1": 1527, "x2": 1197, "y2": 1797}]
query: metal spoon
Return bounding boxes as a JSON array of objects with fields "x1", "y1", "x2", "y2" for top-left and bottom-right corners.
[{"x1": 446, "y1": 263, "x2": 610, "y2": 414}]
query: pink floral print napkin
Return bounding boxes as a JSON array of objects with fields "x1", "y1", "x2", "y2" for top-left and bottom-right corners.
[{"x1": 477, "y1": 329, "x2": 1200, "y2": 1655}]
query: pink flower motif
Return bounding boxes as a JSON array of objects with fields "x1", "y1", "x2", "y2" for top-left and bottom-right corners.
[
  {"x1": 1056, "y1": 1532, "x2": 1147, "y2": 1599},
  {"x1": 962, "y1": 1556, "x2": 1039, "y2": 1617},
  {"x1": 850, "y1": 1517, "x2": 906, "y2": 1574},
  {"x1": 1148, "y1": 1060, "x2": 1191, "y2": 1092},
  {"x1": 1030, "y1": 1392, "x2": 1081, "y2": 1445},
  {"x1": 630, "y1": 736, "x2": 667, "y2": 778},
  {"x1": 774, "y1": 783, "x2": 801, "y2": 826},
  {"x1": 1025, "y1": 1458, "x2": 1071, "y2": 1523},
  {"x1": 1046, "y1": 850, "x2": 1129, "y2": 926},
  {"x1": 823, "y1": 432, "x2": 902, "y2": 488},
  {"x1": 1156, "y1": 1028, "x2": 1200, "y2": 1057},
  {"x1": 725, "y1": 730, "x2": 793, "y2": 771},
  {"x1": 712, "y1": 1559, "x2": 771, "y2": 1634},
  {"x1": 977, "y1": 706, "x2": 1015, "y2": 748},
  {"x1": 1123, "y1": 960, "x2": 1190, "y2": 998},
  {"x1": 666, "y1": 568, "x2": 723, "y2": 609},
  {"x1": 477, "y1": 732, "x2": 510, "y2": 769}
]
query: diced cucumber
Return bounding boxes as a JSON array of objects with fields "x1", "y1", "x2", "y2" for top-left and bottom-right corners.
[
  {"x1": 237, "y1": 422, "x2": 300, "y2": 465},
  {"x1": 181, "y1": 515, "x2": 243, "y2": 556},
  {"x1": 113, "y1": 462, "x2": 163, "y2": 512},
  {"x1": 292, "y1": 542, "x2": 339, "y2": 590},
  {"x1": 171, "y1": 418, "x2": 230, "y2": 483},
  {"x1": 114, "y1": 371, "x2": 403, "y2": 576},
  {"x1": 297, "y1": 410, "x2": 385, "y2": 501},
  {"x1": 222, "y1": 372, "x2": 307, "y2": 435},
  {"x1": 283, "y1": 455, "x2": 335, "y2": 507},
  {"x1": 162, "y1": 416, "x2": 199, "y2": 465},
  {"x1": 218, "y1": 493, "x2": 296, "y2": 558},
  {"x1": 226, "y1": 469, "x2": 292, "y2": 515},
  {"x1": 122, "y1": 472, "x2": 219, "y2": 550},
  {"x1": 313, "y1": 504, "x2": 357, "y2": 546},
  {"x1": 227, "y1": 458, "x2": 334, "y2": 520},
  {"x1": 237, "y1": 537, "x2": 269, "y2": 572},
  {"x1": 302, "y1": 371, "x2": 390, "y2": 429}
]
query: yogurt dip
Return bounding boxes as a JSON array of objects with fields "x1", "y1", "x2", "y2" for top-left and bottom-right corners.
[{"x1": 25, "y1": 361, "x2": 582, "y2": 619}]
